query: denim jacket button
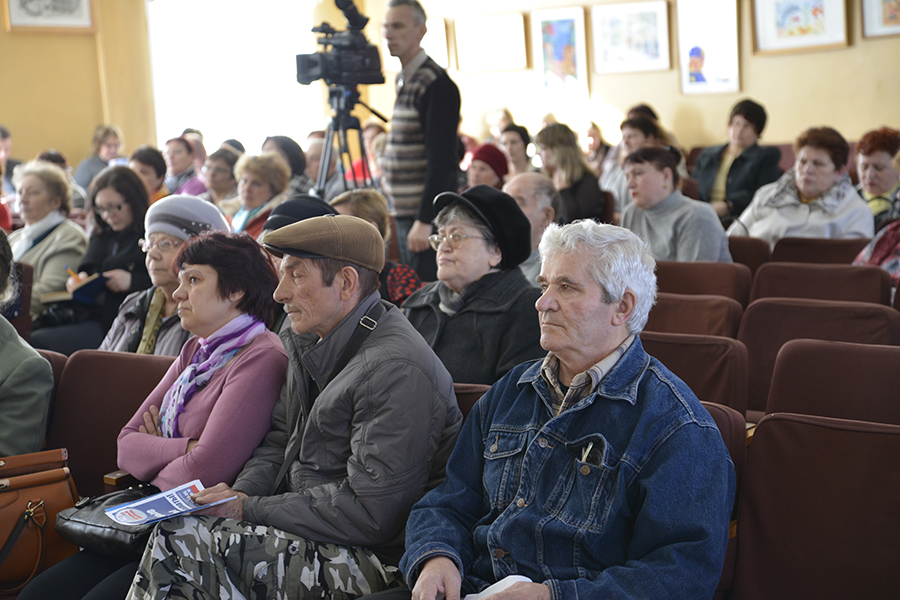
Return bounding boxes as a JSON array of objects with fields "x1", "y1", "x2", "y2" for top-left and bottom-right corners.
[
  {"x1": 516, "y1": 498, "x2": 526, "y2": 508},
  {"x1": 493, "y1": 548, "x2": 506, "y2": 558},
  {"x1": 580, "y1": 465, "x2": 591, "y2": 476},
  {"x1": 537, "y1": 437, "x2": 548, "y2": 448},
  {"x1": 489, "y1": 443, "x2": 498, "y2": 453}
]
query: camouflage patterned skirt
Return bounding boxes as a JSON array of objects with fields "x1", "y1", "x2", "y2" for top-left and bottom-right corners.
[{"x1": 126, "y1": 515, "x2": 401, "y2": 600}]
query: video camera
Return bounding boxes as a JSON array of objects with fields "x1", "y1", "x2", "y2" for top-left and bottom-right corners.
[{"x1": 296, "y1": 0, "x2": 385, "y2": 87}]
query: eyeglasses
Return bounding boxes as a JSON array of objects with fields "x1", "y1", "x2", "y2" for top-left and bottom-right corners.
[
  {"x1": 94, "y1": 203, "x2": 125, "y2": 216},
  {"x1": 428, "y1": 233, "x2": 487, "y2": 252},
  {"x1": 139, "y1": 238, "x2": 182, "y2": 253}
]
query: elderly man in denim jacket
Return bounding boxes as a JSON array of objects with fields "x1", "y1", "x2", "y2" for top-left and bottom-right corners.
[{"x1": 364, "y1": 221, "x2": 735, "y2": 600}]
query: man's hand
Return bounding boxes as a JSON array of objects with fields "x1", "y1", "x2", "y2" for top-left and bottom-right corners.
[
  {"x1": 483, "y1": 582, "x2": 551, "y2": 600},
  {"x1": 407, "y1": 220, "x2": 432, "y2": 253},
  {"x1": 192, "y1": 482, "x2": 248, "y2": 520},
  {"x1": 138, "y1": 405, "x2": 162, "y2": 437},
  {"x1": 412, "y1": 556, "x2": 461, "y2": 600},
  {"x1": 103, "y1": 268, "x2": 132, "y2": 293}
]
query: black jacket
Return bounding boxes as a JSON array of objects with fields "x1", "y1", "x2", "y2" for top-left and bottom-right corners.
[{"x1": 693, "y1": 143, "x2": 782, "y2": 217}]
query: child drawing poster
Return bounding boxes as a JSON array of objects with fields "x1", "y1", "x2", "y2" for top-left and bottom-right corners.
[
  {"x1": 591, "y1": 1, "x2": 670, "y2": 73},
  {"x1": 862, "y1": 0, "x2": 900, "y2": 38},
  {"x1": 531, "y1": 8, "x2": 588, "y2": 98},
  {"x1": 753, "y1": 0, "x2": 847, "y2": 53},
  {"x1": 677, "y1": 0, "x2": 739, "y2": 94}
]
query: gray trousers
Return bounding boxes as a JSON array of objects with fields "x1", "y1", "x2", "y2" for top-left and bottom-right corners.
[{"x1": 127, "y1": 516, "x2": 400, "y2": 600}]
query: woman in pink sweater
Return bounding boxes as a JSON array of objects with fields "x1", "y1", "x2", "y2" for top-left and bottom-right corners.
[{"x1": 21, "y1": 232, "x2": 287, "y2": 600}]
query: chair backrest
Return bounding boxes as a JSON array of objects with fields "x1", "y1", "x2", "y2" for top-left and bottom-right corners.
[
  {"x1": 686, "y1": 146, "x2": 706, "y2": 174},
  {"x1": 655, "y1": 261, "x2": 753, "y2": 307},
  {"x1": 9, "y1": 262, "x2": 33, "y2": 341},
  {"x1": 773, "y1": 143, "x2": 795, "y2": 173},
  {"x1": 36, "y1": 349, "x2": 67, "y2": 425},
  {"x1": 766, "y1": 339, "x2": 900, "y2": 424},
  {"x1": 681, "y1": 176, "x2": 700, "y2": 200},
  {"x1": 386, "y1": 214, "x2": 401, "y2": 263},
  {"x1": 642, "y1": 332, "x2": 748, "y2": 416},
  {"x1": 749, "y1": 262, "x2": 891, "y2": 305},
  {"x1": 728, "y1": 236, "x2": 771, "y2": 276},
  {"x1": 731, "y1": 413, "x2": 900, "y2": 600},
  {"x1": 600, "y1": 190, "x2": 615, "y2": 224},
  {"x1": 644, "y1": 293, "x2": 743, "y2": 338},
  {"x1": 454, "y1": 382, "x2": 491, "y2": 420},
  {"x1": 737, "y1": 298, "x2": 900, "y2": 421},
  {"x1": 44, "y1": 350, "x2": 175, "y2": 498},
  {"x1": 771, "y1": 236, "x2": 871, "y2": 264}
]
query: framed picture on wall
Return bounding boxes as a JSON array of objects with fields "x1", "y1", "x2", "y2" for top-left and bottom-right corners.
[
  {"x1": 530, "y1": 7, "x2": 589, "y2": 98},
  {"x1": 862, "y1": 0, "x2": 900, "y2": 38},
  {"x1": 2, "y1": 0, "x2": 94, "y2": 33},
  {"x1": 590, "y1": 1, "x2": 670, "y2": 74},
  {"x1": 752, "y1": 0, "x2": 847, "y2": 54},
  {"x1": 455, "y1": 14, "x2": 527, "y2": 71},
  {"x1": 678, "y1": 0, "x2": 739, "y2": 94}
]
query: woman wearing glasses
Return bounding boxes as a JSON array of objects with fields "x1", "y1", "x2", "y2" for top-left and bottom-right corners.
[
  {"x1": 31, "y1": 166, "x2": 151, "y2": 354},
  {"x1": 100, "y1": 195, "x2": 230, "y2": 355},
  {"x1": 402, "y1": 185, "x2": 544, "y2": 386}
]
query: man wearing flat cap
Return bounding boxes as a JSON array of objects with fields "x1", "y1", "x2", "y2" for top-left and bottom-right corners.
[{"x1": 128, "y1": 215, "x2": 462, "y2": 600}]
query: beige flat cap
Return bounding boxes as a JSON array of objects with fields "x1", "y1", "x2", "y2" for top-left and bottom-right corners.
[{"x1": 262, "y1": 214, "x2": 385, "y2": 273}]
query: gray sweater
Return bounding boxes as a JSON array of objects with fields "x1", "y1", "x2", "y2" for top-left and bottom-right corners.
[{"x1": 622, "y1": 190, "x2": 732, "y2": 262}]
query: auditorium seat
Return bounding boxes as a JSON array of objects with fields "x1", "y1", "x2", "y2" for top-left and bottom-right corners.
[
  {"x1": 771, "y1": 236, "x2": 871, "y2": 264},
  {"x1": 9, "y1": 262, "x2": 33, "y2": 341},
  {"x1": 642, "y1": 332, "x2": 748, "y2": 416},
  {"x1": 655, "y1": 261, "x2": 752, "y2": 307},
  {"x1": 737, "y1": 298, "x2": 900, "y2": 422},
  {"x1": 44, "y1": 350, "x2": 175, "y2": 498},
  {"x1": 454, "y1": 382, "x2": 491, "y2": 420},
  {"x1": 730, "y1": 413, "x2": 900, "y2": 600},
  {"x1": 766, "y1": 339, "x2": 900, "y2": 424},
  {"x1": 644, "y1": 293, "x2": 743, "y2": 338},
  {"x1": 36, "y1": 349, "x2": 67, "y2": 426},
  {"x1": 749, "y1": 262, "x2": 891, "y2": 305},
  {"x1": 727, "y1": 236, "x2": 771, "y2": 275}
]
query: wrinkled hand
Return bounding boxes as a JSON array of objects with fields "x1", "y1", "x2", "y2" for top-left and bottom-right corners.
[
  {"x1": 192, "y1": 482, "x2": 247, "y2": 520},
  {"x1": 138, "y1": 405, "x2": 162, "y2": 437},
  {"x1": 412, "y1": 556, "x2": 461, "y2": 600},
  {"x1": 66, "y1": 271, "x2": 89, "y2": 293},
  {"x1": 407, "y1": 220, "x2": 433, "y2": 253},
  {"x1": 103, "y1": 268, "x2": 132, "y2": 293},
  {"x1": 483, "y1": 582, "x2": 551, "y2": 600}
]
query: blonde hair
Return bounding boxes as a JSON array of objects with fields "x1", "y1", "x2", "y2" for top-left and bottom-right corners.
[
  {"x1": 535, "y1": 123, "x2": 594, "y2": 188},
  {"x1": 13, "y1": 160, "x2": 73, "y2": 215},
  {"x1": 330, "y1": 188, "x2": 392, "y2": 241},
  {"x1": 235, "y1": 152, "x2": 291, "y2": 196}
]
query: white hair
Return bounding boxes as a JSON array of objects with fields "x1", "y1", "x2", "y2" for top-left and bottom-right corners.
[{"x1": 539, "y1": 220, "x2": 657, "y2": 334}]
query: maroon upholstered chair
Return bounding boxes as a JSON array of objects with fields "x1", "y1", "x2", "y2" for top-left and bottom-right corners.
[
  {"x1": 9, "y1": 262, "x2": 33, "y2": 341},
  {"x1": 655, "y1": 261, "x2": 753, "y2": 307},
  {"x1": 737, "y1": 298, "x2": 900, "y2": 422},
  {"x1": 44, "y1": 350, "x2": 175, "y2": 498},
  {"x1": 749, "y1": 262, "x2": 891, "y2": 305},
  {"x1": 642, "y1": 332, "x2": 748, "y2": 416},
  {"x1": 730, "y1": 413, "x2": 900, "y2": 600},
  {"x1": 644, "y1": 293, "x2": 743, "y2": 338},
  {"x1": 35, "y1": 349, "x2": 67, "y2": 428},
  {"x1": 770, "y1": 236, "x2": 871, "y2": 264},
  {"x1": 680, "y1": 176, "x2": 700, "y2": 200},
  {"x1": 766, "y1": 339, "x2": 900, "y2": 424},
  {"x1": 728, "y1": 236, "x2": 771, "y2": 276},
  {"x1": 454, "y1": 383, "x2": 491, "y2": 420}
]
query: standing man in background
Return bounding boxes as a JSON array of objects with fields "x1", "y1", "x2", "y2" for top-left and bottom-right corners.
[{"x1": 381, "y1": 0, "x2": 460, "y2": 281}]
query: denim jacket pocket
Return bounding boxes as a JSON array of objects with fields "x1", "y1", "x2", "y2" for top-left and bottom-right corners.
[
  {"x1": 543, "y1": 434, "x2": 620, "y2": 533},
  {"x1": 483, "y1": 430, "x2": 529, "y2": 509}
]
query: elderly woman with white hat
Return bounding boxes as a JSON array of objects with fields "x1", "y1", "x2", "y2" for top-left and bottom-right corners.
[{"x1": 99, "y1": 195, "x2": 230, "y2": 355}]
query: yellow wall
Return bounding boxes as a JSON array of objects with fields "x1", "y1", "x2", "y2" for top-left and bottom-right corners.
[
  {"x1": 0, "y1": 0, "x2": 154, "y2": 166},
  {"x1": 362, "y1": 0, "x2": 900, "y2": 150}
]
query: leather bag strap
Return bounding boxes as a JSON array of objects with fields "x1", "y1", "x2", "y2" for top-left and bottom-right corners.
[{"x1": 0, "y1": 500, "x2": 45, "y2": 594}]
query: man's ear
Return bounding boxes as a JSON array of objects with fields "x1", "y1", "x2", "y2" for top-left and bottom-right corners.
[
  {"x1": 612, "y1": 289, "x2": 636, "y2": 326},
  {"x1": 339, "y1": 265, "x2": 360, "y2": 301}
]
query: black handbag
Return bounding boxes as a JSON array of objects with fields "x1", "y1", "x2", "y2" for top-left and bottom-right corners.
[{"x1": 55, "y1": 483, "x2": 160, "y2": 560}]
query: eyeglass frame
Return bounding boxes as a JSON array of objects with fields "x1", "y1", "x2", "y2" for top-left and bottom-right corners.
[
  {"x1": 138, "y1": 238, "x2": 183, "y2": 253},
  {"x1": 93, "y1": 203, "x2": 126, "y2": 216},
  {"x1": 428, "y1": 232, "x2": 488, "y2": 252}
]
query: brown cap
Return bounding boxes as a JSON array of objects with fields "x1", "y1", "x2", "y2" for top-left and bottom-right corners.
[{"x1": 262, "y1": 214, "x2": 385, "y2": 273}]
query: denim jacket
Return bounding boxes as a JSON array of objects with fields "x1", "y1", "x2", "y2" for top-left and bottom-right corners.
[{"x1": 401, "y1": 336, "x2": 736, "y2": 599}]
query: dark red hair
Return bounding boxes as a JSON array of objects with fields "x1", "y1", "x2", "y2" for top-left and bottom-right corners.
[{"x1": 856, "y1": 127, "x2": 900, "y2": 158}]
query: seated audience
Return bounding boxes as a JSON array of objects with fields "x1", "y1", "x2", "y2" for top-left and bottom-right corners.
[
  {"x1": 361, "y1": 221, "x2": 735, "y2": 600},
  {"x1": 0, "y1": 160, "x2": 9, "y2": 231},
  {"x1": 0, "y1": 229, "x2": 53, "y2": 457},
  {"x1": 100, "y1": 195, "x2": 231, "y2": 355},
  {"x1": 693, "y1": 99, "x2": 783, "y2": 222},
  {"x1": 1, "y1": 124, "x2": 20, "y2": 196},
  {"x1": 198, "y1": 146, "x2": 239, "y2": 206},
  {"x1": 20, "y1": 231, "x2": 287, "y2": 600},
  {"x1": 346, "y1": 121, "x2": 387, "y2": 183},
  {"x1": 853, "y1": 150, "x2": 900, "y2": 285},
  {"x1": 330, "y1": 188, "x2": 423, "y2": 305},
  {"x1": 403, "y1": 185, "x2": 544, "y2": 385},
  {"x1": 8, "y1": 160, "x2": 88, "y2": 315},
  {"x1": 128, "y1": 145, "x2": 169, "y2": 204},
  {"x1": 601, "y1": 116, "x2": 665, "y2": 221},
  {"x1": 74, "y1": 124, "x2": 122, "y2": 189},
  {"x1": 499, "y1": 124, "x2": 537, "y2": 179},
  {"x1": 164, "y1": 137, "x2": 206, "y2": 196},
  {"x1": 535, "y1": 123, "x2": 606, "y2": 223},
  {"x1": 36, "y1": 149, "x2": 88, "y2": 215},
  {"x1": 304, "y1": 138, "x2": 344, "y2": 201},
  {"x1": 728, "y1": 126, "x2": 874, "y2": 249},
  {"x1": 854, "y1": 126, "x2": 900, "y2": 231},
  {"x1": 262, "y1": 135, "x2": 314, "y2": 196},
  {"x1": 221, "y1": 139, "x2": 245, "y2": 154},
  {"x1": 220, "y1": 153, "x2": 290, "y2": 239},
  {"x1": 584, "y1": 120, "x2": 612, "y2": 176},
  {"x1": 623, "y1": 147, "x2": 732, "y2": 262},
  {"x1": 465, "y1": 143, "x2": 507, "y2": 190},
  {"x1": 31, "y1": 166, "x2": 151, "y2": 354},
  {"x1": 125, "y1": 215, "x2": 460, "y2": 599},
  {"x1": 502, "y1": 172, "x2": 561, "y2": 286},
  {"x1": 182, "y1": 133, "x2": 207, "y2": 181},
  {"x1": 486, "y1": 107, "x2": 513, "y2": 145}
]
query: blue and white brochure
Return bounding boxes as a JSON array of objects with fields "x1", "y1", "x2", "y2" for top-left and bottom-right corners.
[{"x1": 104, "y1": 480, "x2": 236, "y2": 526}]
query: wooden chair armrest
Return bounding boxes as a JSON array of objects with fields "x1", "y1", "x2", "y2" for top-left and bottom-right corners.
[
  {"x1": 746, "y1": 423, "x2": 756, "y2": 447},
  {"x1": 103, "y1": 469, "x2": 138, "y2": 494}
]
